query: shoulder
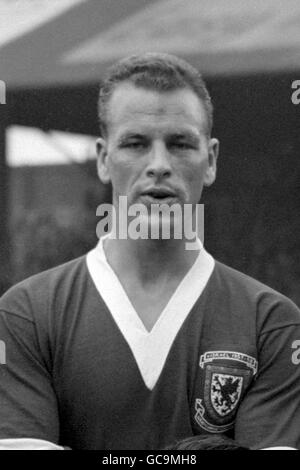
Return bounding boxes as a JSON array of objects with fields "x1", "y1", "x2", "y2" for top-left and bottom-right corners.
[
  {"x1": 212, "y1": 260, "x2": 278, "y2": 297},
  {"x1": 0, "y1": 255, "x2": 88, "y2": 323},
  {"x1": 211, "y1": 260, "x2": 300, "y2": 333}
]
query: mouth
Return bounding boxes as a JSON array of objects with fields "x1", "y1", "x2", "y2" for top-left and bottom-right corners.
[{"x1": 140, "y1": 188, "x2": 178, "y2": 203}]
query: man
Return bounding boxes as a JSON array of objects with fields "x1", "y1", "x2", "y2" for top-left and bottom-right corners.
[{"x1": 0, "y1": 53, "x2": 300, "y2": 450}]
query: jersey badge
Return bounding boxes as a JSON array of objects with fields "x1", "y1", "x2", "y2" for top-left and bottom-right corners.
[{"x1": 194, "y1": 350, "x2": 258, "y2": 433}]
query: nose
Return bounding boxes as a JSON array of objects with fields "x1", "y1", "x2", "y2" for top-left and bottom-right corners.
[{"x1": 146, "y1": 142, "x2": 172, "y2": 179}]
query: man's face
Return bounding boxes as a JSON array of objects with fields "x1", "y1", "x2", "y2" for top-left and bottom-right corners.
[{"x1": 97, "y1": 82, "x2": 219, "y2": 216}]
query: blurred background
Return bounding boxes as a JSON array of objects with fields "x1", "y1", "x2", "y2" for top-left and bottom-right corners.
[{"x1": 0, "y1": 0, "x2": 299, "y2": 305}]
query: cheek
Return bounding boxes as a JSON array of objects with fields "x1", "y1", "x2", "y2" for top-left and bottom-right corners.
[
  {"x1": 177, "y1": 158, "x2": 207, "y2": 185},
  {"x1": 175, "y1": 159, "x2": 207, "y2": 202},
  {"x1": 108, "y1": 157, "x2": 138, "y2": 193}
]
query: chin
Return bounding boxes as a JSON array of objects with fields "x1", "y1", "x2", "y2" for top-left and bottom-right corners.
[{"x1": 149, "y1": 214, "x2": 183, "y2": 241}]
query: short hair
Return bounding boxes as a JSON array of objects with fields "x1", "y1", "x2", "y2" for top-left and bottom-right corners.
[
  {"x1": 165, "y1": 434, "x2": 250, "y2": 451},
  {"x1": 98, "y1": 52, "x2": 213, "y2": 137}
]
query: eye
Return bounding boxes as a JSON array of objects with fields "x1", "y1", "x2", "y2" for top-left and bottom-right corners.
[
  {"x1": 128, "y1": 142, "x2": 146, "y2": 149},
  {"x1": 168, "y1": 133, "x2": 200, "y2": 151},
  {"x1": 169, "y1": 141, "x2": 195, "y2": 150},
  {"x1": 120, "y1": 140, "x2": 147, "y2": 150}
]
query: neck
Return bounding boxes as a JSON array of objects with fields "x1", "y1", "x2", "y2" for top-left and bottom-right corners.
[{"x1": 103, "y1": 236, "x2": 200, "y2": 285}]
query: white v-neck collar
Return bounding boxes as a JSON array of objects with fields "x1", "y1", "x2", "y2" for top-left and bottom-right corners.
[{"x1": 86, "y1": 235, "x2": 215, "y2": 390}]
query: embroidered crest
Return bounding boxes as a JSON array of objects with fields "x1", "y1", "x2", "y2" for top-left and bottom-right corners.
[
  {"x1": 193, "y1": 350, "x2": 258, "y2": 433},
  {"x1": 211, "y1": 373, "x2": 243, "y2": 416}
]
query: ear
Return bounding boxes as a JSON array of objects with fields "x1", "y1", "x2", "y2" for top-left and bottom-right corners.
[
  {"x1": 204, "y1": 137, "x2": 219, "y2": 187},
  {"x1": 96, "y1": 137, "x2": 111, "y2": 184}
]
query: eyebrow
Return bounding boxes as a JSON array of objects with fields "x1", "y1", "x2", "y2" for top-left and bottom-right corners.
[
  {"x1": 171, "y1": 131, "x2": 199, "y2": 139},
  {"x1": 118, "y1": 129, "x2": 200, "y2": 139}
]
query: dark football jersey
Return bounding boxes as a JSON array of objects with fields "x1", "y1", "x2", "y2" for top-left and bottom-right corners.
[{"x1": 0, "y1": 238, "x2": 300, "y2": 450}]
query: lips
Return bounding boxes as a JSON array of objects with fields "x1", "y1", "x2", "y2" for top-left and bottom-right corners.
[{"x1": 141, "y1": 187, "x2": 177, "y2": 200}]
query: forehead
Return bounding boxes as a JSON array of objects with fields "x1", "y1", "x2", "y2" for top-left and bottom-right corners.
[{"x1": 106, "y1": 82, "x2": 208, "y2": 137}]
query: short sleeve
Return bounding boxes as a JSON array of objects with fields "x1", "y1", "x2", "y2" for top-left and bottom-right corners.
[
  {"x1": 234, "y1": 321, "x2": 300, "y2": 449},
  {"x1": 0, "y1": 309, "x2": 60, "y2": 443}
]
